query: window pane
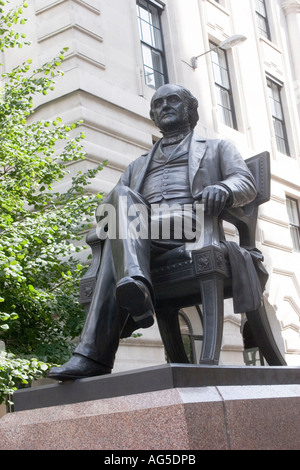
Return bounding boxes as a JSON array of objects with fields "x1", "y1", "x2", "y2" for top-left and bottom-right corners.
[
  {"x1": 276, "y1": 135, "x2": 288, "y2": 155},
  {"x1": 286, "y1": 198, "x2": 300, "y2": 252},
  {"x1": 212, "y1": 61, "x2": 222, "y2": 85},
  {"x1": 211, "y1": 47, "x2": 229, "y2": 89},
  {"x1": 151, "y1": 48, "x2": 163, "y2": 73},
  {"x1": 257, "y1": 15, "x2": 269, "y2": 39},
  {"x1": 152, "y1": 49, "x2": 165, "y2": 88},
  {"x1": 244, "y1": 348, "x2": 264, "y2": 366},
  {"x1": 215, "y1": 87, "x2": 234, "y2": 127},
  {"x1": 290, "y1": 227, "x2": 300, "y2": 252},
  {"x1": 287, "y1": 198, "x2": 300, "y2": 225},
  {"x1": 256, "y1": 0, "x2": 267, "y2": 17},
  {"x1": 144, "y1": 66, "x2": 155, "y2": 88},
  {"x1": 179, "y1": 315, "x2": 194, "y2": 363},
  {"x1": 220, "y1": 65, "x2": 230, "y2": 89},
  {"x1": 220, "y1": 87, "x2": 231, "y2": 109},
  {"x1": 218, "y1": 48, "x2": 227, "y2": 70},
  {"x1": 142, "y1": 45, "x2": 165, "y2": 89},
  {"x1": 137, "y1": 3, "x2": 149, "y2": 21},
  {"x1": 140, "y1": 19, "x2": 153, "y2": 45},
  {"x1": 274, "y1": 100, "x2": 283, "y2": 120},
  {"x1": 221, "y1": 106, "x2": 234, "y2": 128},
  {"x1": 142, "y1": 44, "x2": 163, "y2": 70},
  {"x1": 154, "y1": 70, "x2": 165, "y2": 89},
  {"x1": 152, "y1": 24, "x2": 163, "y2": 50},
  {"x1": 273, "y1": 119, "x2": 284, "y2": 138},
  {"x1": 142, "y1": 43, "x2": 152, "y2": 68}
]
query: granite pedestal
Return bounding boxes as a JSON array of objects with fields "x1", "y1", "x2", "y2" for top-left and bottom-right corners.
[{"x1": 1, "y1": 364, "x2": 300, "y2": 450}]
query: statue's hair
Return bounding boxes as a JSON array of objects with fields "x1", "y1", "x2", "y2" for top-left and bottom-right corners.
[{"x1": 149, "y1": 84, "x2": 199, "y2": 129}]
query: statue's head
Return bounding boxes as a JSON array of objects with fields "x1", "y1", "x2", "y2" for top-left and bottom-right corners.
[{"x1": 149, "y1": 84, "x2": 199, "y2": 133}]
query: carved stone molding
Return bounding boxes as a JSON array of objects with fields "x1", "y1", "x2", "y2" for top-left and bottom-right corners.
[
  {"x1": 282, "y1": 0, "x2": 300, "y2": 15},
  {"x1": 35, "y1": 1, "x2": 102, "y2": 43},
  {"x1": 34, "y1": 0, "x2": 105, "y2": 70},
  {"x1": 35, "y1": 0, "x2": 100, "y2": 15}
]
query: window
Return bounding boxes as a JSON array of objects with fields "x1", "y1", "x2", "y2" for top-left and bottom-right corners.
[
  {"x1": 286, "y1": 197, "x2": 300, "y2": 252},
  {"x1": 243, "y1": 321, "x2": 265, "y2": 366},
  {"x1": 267, "y1": 78, "x2": 290, "y2": 156},
  {"x1": 136, "y1": 0, "x2": 168, "y2": 89},
  {"x1": 255, "y1": 0, "x2": 271, "y2": 40},
  {"x1": 210, "y1": 41, "x2": 237, "y2": 129},
  {"x1": 177, "y1": 308, "x2": 203, "y2": 364}
]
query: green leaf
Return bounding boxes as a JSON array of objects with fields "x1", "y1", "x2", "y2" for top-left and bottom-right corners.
[{"x1": 0, "y1": 12, "x2": 104, "y2": 406}]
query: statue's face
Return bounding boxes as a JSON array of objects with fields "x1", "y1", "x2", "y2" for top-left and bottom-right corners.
[{"x1": 151, "y1": 84, "x2": 189, "y2": 132}]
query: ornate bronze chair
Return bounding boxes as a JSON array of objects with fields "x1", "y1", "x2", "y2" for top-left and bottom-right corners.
[{"x1": 80, "y1": 151, "x2": 286, "y2": 367}]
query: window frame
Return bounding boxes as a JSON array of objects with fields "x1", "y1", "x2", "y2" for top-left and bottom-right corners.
[
  {"x1": 242, "y1": 320, "x2": 265, "y2": 366},
  {"x1": 255, "y1": 0, "x2": 271, "y2": 41},
  {"x1": 209, "y1": 41, "x2": 237, "y2": 130},
  {"x1": 286, "y1": 197, "x2": 300, "y2": 252},
  {"x1": 136, "y1": 0, "x2": 168, "y2": 90},
  {"x1": 266, "y1": 77, "x2": 290, "y2": 156},
  {"x1": 176, "y1": 308, "x2": 203, "y2": 364}
]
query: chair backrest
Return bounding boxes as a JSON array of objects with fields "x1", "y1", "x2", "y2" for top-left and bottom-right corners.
[
  {"x1": 220, "y1": 151, "x2": 271, "y2": 248},
  {"x1": 244, "y1": 151, "x2": 270, "y2": 206}
]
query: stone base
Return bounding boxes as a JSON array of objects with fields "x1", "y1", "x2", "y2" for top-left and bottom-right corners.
[{"x1": 1, "y1": 364, "x2": 300, "y2": 450}]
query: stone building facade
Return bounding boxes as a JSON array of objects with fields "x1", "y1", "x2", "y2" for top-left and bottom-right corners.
[{"x1": 3, "y1": 0, "x2": 300, "y2": 370}]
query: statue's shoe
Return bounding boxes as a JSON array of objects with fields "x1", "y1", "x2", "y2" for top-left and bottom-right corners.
[
  {"x1": 48, "y1": 354, "x2": 111, "y2": 381},
  {"x1": 116, "y1": 277, "x2": 155, "y2": 329}
]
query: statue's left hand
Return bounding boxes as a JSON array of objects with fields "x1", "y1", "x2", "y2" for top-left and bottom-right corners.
[{"x1": 197, "y1": 185, "x2": 230, "y2": 216}]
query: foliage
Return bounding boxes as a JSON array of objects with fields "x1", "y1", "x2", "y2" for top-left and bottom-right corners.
[
  {"x1": 0, "y1": 351, "x2": 51, "y2": 406},
  {"x1": 0, "y1": 0, "x2": 29, "y2": 52},
  {"x1": 0, "y1": 1, "x2": 104, "y2": 404}
]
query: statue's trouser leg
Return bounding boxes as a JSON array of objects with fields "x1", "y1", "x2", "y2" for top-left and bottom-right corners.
[{"x1": 75, "y1": 186, "x2": 152, "y2": 369}]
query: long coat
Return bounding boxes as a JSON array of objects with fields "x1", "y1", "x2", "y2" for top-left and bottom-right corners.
[
  {"x1": 110, "y1": 131, "x2": 257, "y2": 209},
  {"x1": 98, "y1": 131, "x2": 264, "y2": 314}
]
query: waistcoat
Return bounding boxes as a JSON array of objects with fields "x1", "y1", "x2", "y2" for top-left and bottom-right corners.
[{"x1": 141, "y1": 135, "x2": 194, "y2": 206}]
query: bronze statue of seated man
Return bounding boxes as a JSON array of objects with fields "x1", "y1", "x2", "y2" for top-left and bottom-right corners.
[{"x1": 48, "y1": 84, "x2": 258, "y2": 380}]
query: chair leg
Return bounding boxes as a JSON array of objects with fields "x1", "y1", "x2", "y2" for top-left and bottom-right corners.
[
  {"x1": 156, "y1": 307, "x2": 190, "y2": 364},
  {"x1": 199, "y1": 275, "x2": 224, "y2": 365},
  {"x1": 245, "y1": 304, "x2": 287, "y2": 366}
]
